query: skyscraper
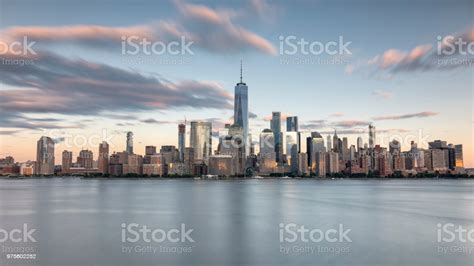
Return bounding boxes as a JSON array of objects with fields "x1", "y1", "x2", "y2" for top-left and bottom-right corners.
[
  {"x1": 455, "y1": 144, "x2": 464, "y2": 168},
  {"x1": 190, "y1": 121, "x2": 212, "y2": 162},
  {"x1": 36, "y1": 136, "x2": 55, "y2": 175},
  {"x1": 234, "y1": 61, "x2": 249, "y2": 156},
  {"x1": 178, "y1": 123, "x2": 186, "y2": 162},
  {"x1": 98, "y1": 141, "x2": 109, "y2": 174},
  {"x1": 126, "y1": 132, "x2": 133, "y2": 154},
  {"x1": 286, "y1": 116, "x2": 298, "y2": 132},
  {"x1": 332, "y1": 129, "x2": 339, "y2": 153},
  {"x1": 357, "y1": 137, "x2": 363, "y2": 152},
  {"x1": 286, "y1": 131, "x2": 299, "y2": 165},
  {"x1": 62, "y1": 150, "x2": 72, "y2": 174},
  {"x1": 271, "y1": 112, "x2": 282, "y2": 162},
  {"x1": 77, "y1": 150, "x2": 93, "y2": 169},
  {"x1": 369, "y1": 124, "x2": 376, "y2": 150},
  {"x1": 259, "y1": 129, "x2": 275, "y2": 155},
  {"x1": 326, "y1": 135, "x2": 332, "y2": 152}
]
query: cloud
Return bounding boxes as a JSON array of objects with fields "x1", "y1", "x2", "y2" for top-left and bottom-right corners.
[
  {"x1": 332, "y1": 120, "x2": 370, "y2": 128},
  {"x1": 372, "y1": 111, "x2": 438, "y2": 121},
  {"x1": 370, "y1": 27, "x2": 474, "y2": 73},
  {"x1": 141, "y1": 119, "x2": 173, "y2": 124},
  {"x1": 0, "y1": 130, "x2": 21, "y2": 136},
  {"x1": 0, "y1": 51, "x2": 233, "y2": 129},
  {"x1": 248, "y1": 0, "x2": 280, "y2": 23},
  {"x1": 0, "y1": 0, "x2": 277, "y2": 56},
  {"x1": 329, "y1": 112, "x2": 344, "y2": 117},
  {"x1": 0, "y1": 114, "x2": 83, "y2": 130},
  {"x1": 174, "y1": 0, "x2": 277, "y2": 55},
  {"x1": 300, "y1": 119, "x2": 327, "y2": 130},
  {"x1": 372, "y1": 90, "x2": 394, "y2": 100}
]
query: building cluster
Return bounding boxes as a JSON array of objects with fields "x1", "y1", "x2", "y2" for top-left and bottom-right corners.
[{"x1": 0, "y1": 63, "x2": 468, "y2": 177}]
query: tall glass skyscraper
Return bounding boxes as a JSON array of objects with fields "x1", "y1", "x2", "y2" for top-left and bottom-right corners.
[
  {"x1": 178, "y1": 123, "x2": 185, "y2": 162},
  {"x1": 234, "y1": 61, "x2": 248, "y2": 156},
  {"x1": 369, "y1": 124, "x2": 376, "y2": 150},
  {"x1": 286, "y1": 116, "x2": 298, "y2": 132},
  {"x1": 126, "y1": 131, "x2": 133, "y2": 154},
  {"x1": 36, "y1": 136, "x2": 55, "y2": 175},
  {"x1": 190, "y1": 121, "x2": 212, "y2": 162},
  {"x1": 271, "y1": 112, "x2": 282, "y2": 162}
]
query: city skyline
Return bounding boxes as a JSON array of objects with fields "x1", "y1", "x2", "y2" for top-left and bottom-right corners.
[{"x1": 0, "y1": 0, "x2": 472, "y2": 168}]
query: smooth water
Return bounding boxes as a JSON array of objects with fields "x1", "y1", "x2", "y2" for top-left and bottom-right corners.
[{"x1": 0, "y1": 178, "x2": 473, "y2": 266}]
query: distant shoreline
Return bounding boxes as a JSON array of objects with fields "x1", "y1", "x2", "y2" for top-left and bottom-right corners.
[{"x1": 0, "y1": 175, "x2": 472, "y2": 180}]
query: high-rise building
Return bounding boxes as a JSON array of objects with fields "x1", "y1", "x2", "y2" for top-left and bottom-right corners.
[
  {"x1": 357, "y1": 137, "x2": 363, "y2": 152},
  {"x1": 290, "y1": 144, "x2": 299, "y2": 174},
  {"x1": 431, "y1": 149, "x2": 447, "y2": 171},
  {"x1": 123, "y1": 154, "x2": 143, "y2": 175},
  {"x1": 326, "y1": 151, "x2": 339, "y2": 174},
  {"x1": 77, "y1": 150, "x2": 93, "y2": 169},
  {"x1": 271, "y1": 112, "x2": 282, "y2": 162},
  {"x1": 349, "y1": 145, "x2": 356, "y2": 161},
  {"x1": 455, "y1": 144, "x2": 464, "y2": 168},
  {"x1": 259, "y1": 129, "x2": 276, "y2": 174},
  {"x1": 285, "y1": 131, "x2": 299, "y2": 165},
  {"x1": 190, "y1": 121, "x2": 212, "y2": 162},
  {"x1": 184, "y1": 147, "x2": 195, "y2": 175},
  {"x1": 218, "y1": 125, "x2": 246, "y2": 175},
  {"x1": 332, "y1": 130, "x2": 340, "y2": 153},
  {"x1": 98, "y1": 141, "x2": 109, "y2": 174},
  {"x1": 326, "y1": 135, "x2": 332, "y2": 152},
  {"x1": 369, "y1": 124, "x2": 376, "y2": 150},
  {"x1": 312, "y1": 151, "x2": 326, "y2": 177},
  {"x1": 297, "y1": 153, "x2": 309, "y2": 176},
  {"x1": 308, "y1": 132, "x2": 325, "y2": 168},
  {"x1": 36, "y1": 136, "x2": 55, "y2": 175},
  {"x1": 178, "y1": 123, "x2": 186, "y2": 162},
  {"x1": 160, "y1": 145, "x2": 179, "y2": 165},
  {"x1": 234, "y1": 61, "x2": 249, "y2": 156},
  {"x1": 259, "y1": 129, "x2": 275, "y2": 155},
  {"x1": 126, "y1": 132, "x2": 133, "y2": 154},
  {"x1": 342, "y1": 137, "x2": 349, "y2": 161},
  {"x1": 145, "y1": 145, "x2": 156, "y2": 156},
  {"x1": 62, "y1": 150, "x2": 72, "y2": 174},
  {"x1": 286, "y1": 116, "x2": 298, "y2": 132},
  {"x1": 299, "y1": 131, "x2": 311, "y2": 155},
  {"x1": 389, "y1": 139, "x2": 401, "y2": 155}
]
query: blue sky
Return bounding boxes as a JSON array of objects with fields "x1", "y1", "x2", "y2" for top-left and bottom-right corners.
[{"x1": 0, "y1": 0, "x2": 472, "y2": 166}]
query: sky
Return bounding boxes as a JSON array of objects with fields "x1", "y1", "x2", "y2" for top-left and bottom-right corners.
[{"x1": 0, "y1": 0, "x2": 473, "y2": 167}]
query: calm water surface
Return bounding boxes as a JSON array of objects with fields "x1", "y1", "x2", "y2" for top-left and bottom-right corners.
[{"x1": 0, "y1": 178, "x2": 473, "y2": 266}]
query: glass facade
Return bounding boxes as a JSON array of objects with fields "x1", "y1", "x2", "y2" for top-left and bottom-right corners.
[{"x1": 190, "y1": 121, "x2": 212, "y2": 162}]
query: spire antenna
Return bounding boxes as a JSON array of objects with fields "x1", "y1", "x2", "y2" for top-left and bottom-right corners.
[{"x1": 240, "y1": 60, "x2": 243, "y2": 83}]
